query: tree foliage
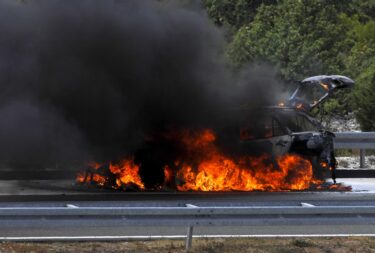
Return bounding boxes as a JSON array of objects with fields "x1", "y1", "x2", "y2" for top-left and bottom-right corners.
[
  {"x1": 202, "y1": 0, "x2": 276, "y2": 31},
  {"x1": 227, "y1": 0, "x2": 353, "y2": 81},
  {"x1": 345, "y1": 16, "x2": 375, "y2": 130},
  {"x1": 203, "y1": 0, "x2": 375, "y2": 130}
]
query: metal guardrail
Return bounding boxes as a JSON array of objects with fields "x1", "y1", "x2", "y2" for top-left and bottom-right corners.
[
  {"x1": 2, "y1": 205, "x2": 375, "y2": 251},
  {"x1": 334, "y1": 132, "x2": 375, "y2": 168},
  {"x1": 334, "y1": 132, "x2": 375, "y2": 149}
]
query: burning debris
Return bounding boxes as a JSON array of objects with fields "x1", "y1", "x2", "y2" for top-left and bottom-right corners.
[
  {"x1": 77, "y1": 159, "x2": 144, "y2": 190},
  {"x1": 76, "y1": 128, "x2": 343, "y2": 192}
]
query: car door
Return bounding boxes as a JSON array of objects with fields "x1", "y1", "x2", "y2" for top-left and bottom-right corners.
[
  {"x1": 270, "y1": 118, "x2": 292, "y2": 156},
  {"x1": 239, "y1": 114, "x2": 292, "y2": 157},
  {"x1": 288, "y1": 75, "x2": 354, "y2": 111}
]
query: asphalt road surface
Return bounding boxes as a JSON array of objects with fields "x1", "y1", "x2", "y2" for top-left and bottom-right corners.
[{"x1": 2, "y1": 178, "x2": 375, "y2": 240}]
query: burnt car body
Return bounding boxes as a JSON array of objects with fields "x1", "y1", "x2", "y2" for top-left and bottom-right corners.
[
  {"x1": 289, "y1": 75, "x2": 354, "y2": 111},
  {"x1": 219, "y1": 106, "x2": 336, "y2": 182},
  {"x1": 136, "y1": 75, "x2": 354, "y2": 188},
  {"x1": 219, "y1": 75, "x2": 355, "y2": 183}
]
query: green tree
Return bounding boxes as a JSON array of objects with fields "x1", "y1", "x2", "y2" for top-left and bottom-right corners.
[
  {"x1": 203, "y1": 0, "x2": 375, "y2": 129},
  {"x1": 345, "y1": 16, "x2": 375, "y2": 130},
  {"x1": 352, "y1": 0, "x2": 375, "y2": 19},
  {"x1": 202, "y1": 0, "x2": 276, "y2": 31},
  {"x1": 227, "y1": 0, "x2": 353, "y2": 82}
]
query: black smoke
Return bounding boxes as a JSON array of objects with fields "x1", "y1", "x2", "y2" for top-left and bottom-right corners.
[{"x1": 0, "y1": 0, "x2": 282, "y2": 171}]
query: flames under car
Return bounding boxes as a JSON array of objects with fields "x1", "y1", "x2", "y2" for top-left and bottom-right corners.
[
  {"x1": 77, "y1": 75, "x2": 354, "y2": 191},
  {"x1": 232, "y1": 75, "x2": 355, "y2": 184},
  {"x1": 231, "y1": 107, "x2": 336, "y2": 183}
]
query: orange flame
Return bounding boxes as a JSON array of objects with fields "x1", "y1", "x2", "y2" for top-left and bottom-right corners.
[
  {"x1": 77, "y1": 158, "x2": 145, "y2": 190},
  {"x1": 76, "y1": 172, "x2": 86, "y2": 183},
  {"x1": 76, "y1": 128, "x2": 336, "y2": 192},
  {"x1": 320, "y1": 161, "x2": 334, "y2": 171},
  {"x1": 296, "y1": 103, "x2": 304, "y2": 110},
  {"x1": 87, "y1": 161, "x2": 102, "y2": 170},
  {"x1": 164, "y1": 166, "x2": 173, "y2": 184},
  {"x1": 92, "y1": 173, "x2": 106, "y2": 186},
  {"x1": 177, "y1": 150, "x2": 313, "y2": 191},
  {"x1": 175, "y1": 129, "x2": 315, "y2": 191},
  {"x1": 109, "y1": 159, "x2": 145, "y2": 189},
  {"x1": 320, "y1": 81, "x2": 330, "y2": 91}
]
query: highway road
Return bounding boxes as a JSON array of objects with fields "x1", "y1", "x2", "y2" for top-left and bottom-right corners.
[{"x1": 2, "y1": 178, "x2": 375, "y2": 240}]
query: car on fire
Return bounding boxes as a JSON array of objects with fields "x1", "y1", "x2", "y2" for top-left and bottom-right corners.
[
  {"x1": 134, "y1": 75, "x2": 354, "y2": 189},
  {"x1": 219, "y1": 75, "x2": 355, "y2": 184}
]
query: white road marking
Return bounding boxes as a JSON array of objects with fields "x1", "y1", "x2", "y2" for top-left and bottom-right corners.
[
  {"x1": 300, "y1": 202, "x2": 315, "y2": 207},
  {"x1": 185, "y1": 204, "x2": 199, "y2": 208},
  {"x1": 65, "y1": 204, "x2": 79, "y2": 208}
]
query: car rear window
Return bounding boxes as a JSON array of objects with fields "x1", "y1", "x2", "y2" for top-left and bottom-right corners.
[
  {"x1": 280, "y1": 113, "x2": 317, "y2": 132},
  {"x1": 240, "y1": 115, "x2": 286, "y2": 140}
]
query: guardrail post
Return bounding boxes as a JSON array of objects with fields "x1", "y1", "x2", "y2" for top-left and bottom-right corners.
[
  {"x1": 185, "y1": 226, "x2": 194, "y2": 252},
  {"x1": 360, "y1": 149, "x2": 366, "y2": 168}
]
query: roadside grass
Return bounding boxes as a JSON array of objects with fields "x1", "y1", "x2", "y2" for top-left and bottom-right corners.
[{"x1": 1, "y1": 237, "x2": 375, "y2": 253}]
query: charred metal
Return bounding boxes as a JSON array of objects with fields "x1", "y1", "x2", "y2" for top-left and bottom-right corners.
[
  {"x1": 77, "y1": 75, "x2": 354, "y2": 191},
  {"x1": 254, "y1": 75, "x2": 355, "y2": 184}
]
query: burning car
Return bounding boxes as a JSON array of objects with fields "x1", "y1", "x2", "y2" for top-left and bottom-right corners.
[
  {"x1": 77, "y1": 75, "x2": 354, "y2": 191},
  {"x1": 285, "y1": 75, "x2": 354, "y2": 183},
  {"x1": 232, "y1": 75, "x2": 355, "y2": 184}
]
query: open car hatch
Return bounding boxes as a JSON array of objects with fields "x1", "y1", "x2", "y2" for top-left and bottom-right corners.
[{"x1": 288, "y1": 75, "x2": 354, "y2": 111}]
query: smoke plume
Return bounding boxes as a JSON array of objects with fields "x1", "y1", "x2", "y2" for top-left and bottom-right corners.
[{"x1": 0, "y1": 0, "x2": 281, "y2": 171}]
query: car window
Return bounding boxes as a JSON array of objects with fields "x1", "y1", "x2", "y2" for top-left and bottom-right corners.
[
  {"x1": 296, "y1": 114, "x2": 317, "y2": 131},
  {"x1": 295, "y1": 84, "x2": 327, "y2": 105},
  {"x1": 240, "y1": 115, "x2": 283, "y2": 140},
  {"x1": 272, "y1": 119, "x2": 286, "y2": 136},
  {"x1": 240, "y1": 116, "x2": 272, "y2": 140},
  {"x1": 281, "y1": 113, "x2": 317, "y2": 132}
]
